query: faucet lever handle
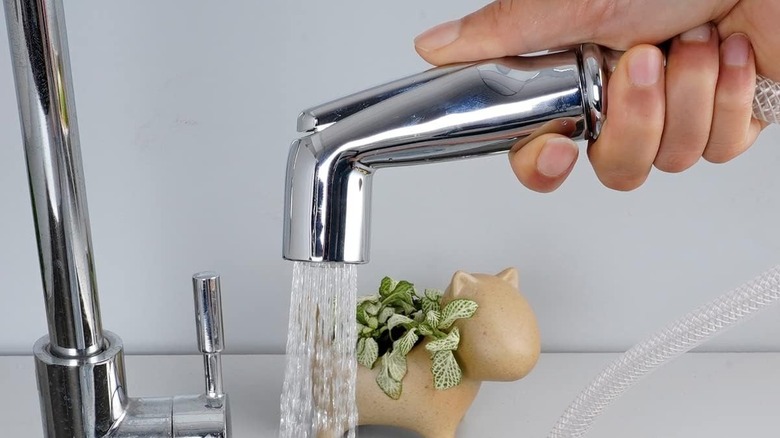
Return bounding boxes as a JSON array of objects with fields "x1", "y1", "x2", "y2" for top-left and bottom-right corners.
[{"x1": 192, "y1": 271, "x2": 225, "y2": 398}]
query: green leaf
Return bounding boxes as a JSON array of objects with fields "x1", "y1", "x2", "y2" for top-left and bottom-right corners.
[
  {"x1": 358, "y1": 294, "x2": 379, "y2": 305},
  {"x1": 422, "y1": 297, "x2": 440, "y2": 315},
  {"x1": 383, "y1": 281, "x2": 415, "y2": 307},
  {"x1": 357, "y1": 337, "x2": 379, "y2": 369},
  {"x1": 386, "y1": 350, "x2": 408, "y2": 381},
  {"x1": 397, "y1": 300, "x2": 417, "y2": 314},
  {"x1": 365, "y1": 302, "x2": 381, "y2": 316},
  {"x1": 360, "y1": 276, "x2": 473, "y2": 399},
  {"x1": 394, "y1": 328, "x2": 419, "y2": 356},
  {"x1": 431, "y1": 350, "x2": 463, "y2": 390},
  {"x1": 356, "y1": 305, "x2": 369, "y2": 325},
  {"x1": 425, "y1": 310, "x2": 441, "y2": 328},
  {"x1": 425, "y1": 288, "x2": 443, "y2": 301},
  {"x1": 418, "y1": 323, "x2": 434, "y2": 336},
  {"x1": 378, "y1": 277, "x2": 397, "y2": 298},
  {"x1": 387, "y1": 314, "x2": 414, "y2": 332},
  {"x1": 356, "y1": 337, "x2": 367, "y2": 366},
  {"x1": 357, "y1": 298, "x2": 380, "y2": 325},
  {"x1": 423, "y1": 289, "x2": 443, "y2": 313},
  {"x1": 378, "y1": 307, "x2": 395, "y2": 324},
  {"x1": 438, "y1": 299, "x2": 478, "y2": 330},
  {"x1": 376, "y1": 355, "x2": 403, "y2": 399},
  {"x1": 425, "y1": 327, "x2": 460, "y2": 353},
  {"x1": 393, "y1": 281, "x2": 415, "y2": 301}
]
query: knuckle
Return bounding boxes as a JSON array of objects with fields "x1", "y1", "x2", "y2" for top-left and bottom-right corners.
[
  {"x1": 495, "y1": 0, "x2": 515, "y2": 15},
  {"x1": 581, "y1": 0, "x2": 627, "y2": 44},
  {"x1": 703, "y1": 137, "x2": 745, "y2": 163},
  {"x1": 483, "y1": 0, "x2": 515, "y2": 30},
  {"x1": 714, "y1": 92, "x2": 753, "y2": 114},
  {"x1": 463, "y1": 0, "x2": 516, "y2": 41},
  {"x1": 597, "y1": 170, "x2": 646, "y2": 192},
  {"x1": 703, "y1": 146, "x2": 740, "y2": 164},
  {"x1": 518, "y1": 174, "x2": 562, "y2": 194},
  {"x1": 654, "y1": 137, "x2": 706, "y2": 173},
  {"x1": 531, "y1": 183, "x2": 561, "y2": 194},
  {"x1": 488, "y1": 0, "x2": 526, "y2": 38},
  {"x1": 714, "y1": 72, "x2": 756, "y2": 109},
  {"x1": 654, "y1": 152, "x2": 698, "y2": 173},
  {"x1": 589, "y1": 0, "x2": 620, "y2": 23},
  {"x1": 604, "y1": 179, "x2": 643, "y2": 192}
]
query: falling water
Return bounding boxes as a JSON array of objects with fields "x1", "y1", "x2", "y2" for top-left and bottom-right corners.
[{"x1": 280, "y1": 262, "x2": 358, "y2": 438}]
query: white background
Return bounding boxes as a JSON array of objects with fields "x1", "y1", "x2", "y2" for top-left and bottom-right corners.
[{"x1": 1, "y1": 1, "x2": 779, "y2": 355}]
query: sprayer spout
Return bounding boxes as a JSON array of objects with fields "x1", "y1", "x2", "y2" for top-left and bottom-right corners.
[{"x1": 283, "y1": 44, "x2": 613, "y2": 263}]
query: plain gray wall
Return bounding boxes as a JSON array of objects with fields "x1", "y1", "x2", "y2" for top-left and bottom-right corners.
[{"x1": 1, "y1": 1, "x2": 780, "y2": 355}]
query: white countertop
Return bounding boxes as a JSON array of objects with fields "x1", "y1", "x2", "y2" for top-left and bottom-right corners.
[{"x1": 3, "y1": 353, "x2": 780, "y2": 437}]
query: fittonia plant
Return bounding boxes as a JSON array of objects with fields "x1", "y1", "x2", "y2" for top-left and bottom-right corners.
[{"x1": 356, "y1": 277, "x2": 478, "y2": 400}]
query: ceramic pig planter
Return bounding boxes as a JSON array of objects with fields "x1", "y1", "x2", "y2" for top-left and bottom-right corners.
[{"x1": 354, "y1": 268, "x2": 541, "y2": 438}]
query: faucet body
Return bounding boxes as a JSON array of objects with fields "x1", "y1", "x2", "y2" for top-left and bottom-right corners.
[
  {"x1": 283, "y1": 45, "x2": 614, "y2": 264},
  {"x1": 3, "y1": 1, "x2": 230, "y2": 436}
]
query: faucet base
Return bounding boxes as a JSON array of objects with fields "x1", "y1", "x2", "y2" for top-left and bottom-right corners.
[
  {"x1": 172, "y1": 394, "x2": 231, "y2": 438},
  {"x1": 34, "y1": 331, "x2": 128, "y2": 438},
  {"x1": 111, "y1": 397, "x2": 173, "y2": 437},
  {"x1": 34, "y1": 331, "x2": 232, "y2": 438}
]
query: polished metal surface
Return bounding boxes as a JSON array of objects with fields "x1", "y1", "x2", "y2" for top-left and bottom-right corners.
[
  {"x1": 34, "y1": 331, "x2": 128, "y2": 438},
  {"x1": 580, "y1": 44, "x2": 620, "y2": 139},
  {"x1": 298, "y1": 62, "x2": 471, "y2": 132},
  {"x1": 193, "y1": 272, "x2": 226, "y2": 399},
  {"x1": 110, "y1": 395, "x2": 231, "y2": 438},
  {"x1": 112, "y1": 398, "x2": 174, "y2": 437},
  {"x1": 284, "y1": 44, "x2": 610, "y2": 264},
  {"x1": 172, "y1": 395, "x2": 230, "y2": 438},
  {"x1": 107, "y1": 271, "x2": 230, "y2": 437},
  {"x1": 32, "y1": 273, "x2": 232, "y2": 437},
  {"x1": 193, "y1": 273, "x2": 225, "y2": 356},
  {"x1": 4, "y1": 0, "x2": 104, "y2": 358},
  {"x1": 3, "y1": 1, "x2": 230, "y2": 436}
]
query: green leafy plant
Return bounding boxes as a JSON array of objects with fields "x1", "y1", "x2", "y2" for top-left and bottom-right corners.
[{"x1": 356, "y1": 277, "x2": 478, "y2": 399}]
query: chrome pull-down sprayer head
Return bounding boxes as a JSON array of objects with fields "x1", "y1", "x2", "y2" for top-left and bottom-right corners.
[{"x1": 283, "y1": 44, "x2": 617, "y2": 264}]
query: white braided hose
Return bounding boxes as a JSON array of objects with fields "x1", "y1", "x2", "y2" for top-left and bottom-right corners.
[
  {"x1": 754, "y1": 75, "x2": 780, "y2": 124},
  {"x1": 549, "y1": 76, "x2": 780, "y2": 438}
]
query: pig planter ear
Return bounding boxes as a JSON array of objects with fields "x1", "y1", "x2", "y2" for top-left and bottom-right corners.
[{"x1": 349, "y1": 268, "x2": 541, "y2": 438}]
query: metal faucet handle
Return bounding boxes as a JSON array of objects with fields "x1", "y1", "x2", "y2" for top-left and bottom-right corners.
[
  {"x1": 167, "y1": 273, "x2": 231, "y2": 437},
  {"x1": 192, "y1": 272, "x2": 225, "y2": 399}
]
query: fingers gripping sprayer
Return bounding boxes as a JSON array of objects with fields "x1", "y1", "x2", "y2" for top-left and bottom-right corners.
[{"x1": 282, "y1": 43, "x2": 780, "y2": 437}]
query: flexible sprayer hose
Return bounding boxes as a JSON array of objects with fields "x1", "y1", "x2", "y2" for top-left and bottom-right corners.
[
  {"x1": 755, "y1": 75, "x2": 780, "y2": 124},
  {"x1": 549, "y1": 76, "x2": 780, "y2": 438}
]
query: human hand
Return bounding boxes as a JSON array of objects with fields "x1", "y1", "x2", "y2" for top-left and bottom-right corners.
[{"x1": 414, "y1": 0, "x2": 780, "y2": 192}]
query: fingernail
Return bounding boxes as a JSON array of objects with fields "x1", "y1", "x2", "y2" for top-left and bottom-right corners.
[
  {"x1": 628, "y1": 47, "x2": 662, "y2": 87},
  {"x1": 723, "y1": 33, "x2": 750, "y2": 67},
  {"x1": 537, "y1": 138, "x2": 578, "y2": 177},
  {"x1": 680, "y1": 24, "x2": 711, "y2": 43},
  {"x1": 414, "y1": 20, "x2": 461, "y2": 52}
]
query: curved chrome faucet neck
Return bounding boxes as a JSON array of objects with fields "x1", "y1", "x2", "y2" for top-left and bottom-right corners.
[{"x1": 283, "y1": 44, "x2": 615, "y2": 264}]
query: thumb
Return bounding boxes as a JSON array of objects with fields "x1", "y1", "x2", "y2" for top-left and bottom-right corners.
[{"x1": 414, "y1": 0, "x2": 592, "y2": 65}]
